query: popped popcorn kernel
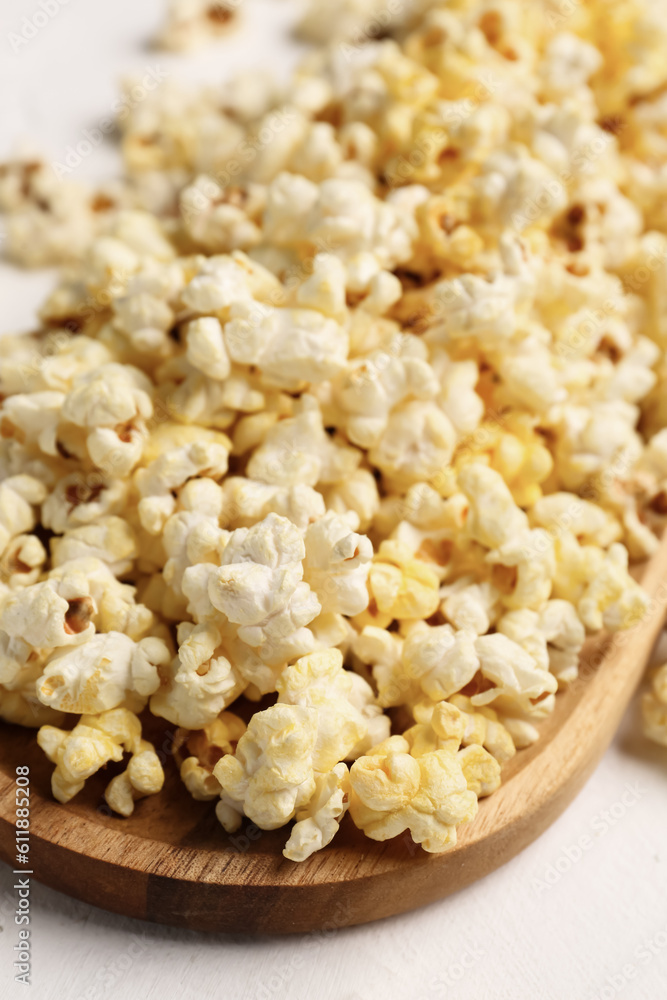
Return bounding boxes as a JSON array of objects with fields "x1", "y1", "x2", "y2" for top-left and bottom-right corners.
[{"x1": 5, "y1": 0, "x2": 666, "y2": 863}]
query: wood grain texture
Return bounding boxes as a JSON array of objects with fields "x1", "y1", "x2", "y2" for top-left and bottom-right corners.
[{"x1": 1, "y1": 533, "x2": 666, "y2": 935}]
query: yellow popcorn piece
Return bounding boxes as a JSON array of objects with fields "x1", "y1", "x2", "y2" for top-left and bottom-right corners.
[
  {"x1": 420, "y1": 696, "x2": 516, "y2": 766},
  {"x1": 175, "y1": 712, "x2": 246, "y2": 801},
  {"x1": 213, "y1": 703, "x2": 319, "y2": 831},
  {"x1": 367, "y1": 540, "x2": 440, "y2": 622},
  {"x1": 348, "y1": 735, "x2": 479, "y2": 854},
  {"x1": 37, "y1": 708, "x2": 163, "y2": 812},
  {"x1": 642, "y1": 664, "x2": 667, "y2": 748}
]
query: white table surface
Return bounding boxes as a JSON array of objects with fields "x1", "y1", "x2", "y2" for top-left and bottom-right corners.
[{"x1": 1, "y1": 3, "x2": 667, "y2": 998}]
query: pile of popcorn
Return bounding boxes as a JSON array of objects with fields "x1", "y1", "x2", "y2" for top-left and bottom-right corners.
[{"x1": 1, "y1": 0, "x2": 667, "y2": 863}]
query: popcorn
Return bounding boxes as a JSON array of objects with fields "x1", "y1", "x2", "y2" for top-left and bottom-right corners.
[
  {"x1": 184, "y1": 317, "x2": 230, "y2": 380},
  {"x1": 42, "y1": 474, "x2": 129, "y2": 535},
  {"x1": 576, "y1": 543, "x2": 650, "y2": 632},
  {"x1": 366, "y1": 540, "x2": 440, "y2": 623},
  {"x1": 458, "y1": 464, "x2": 528, "y2": 550},
  {"x1": 303, "y1": 512, "x2": 373, "y2": 616},
  {"x1": 156, "y1": 0, "x2": 239, "y2": 51},
  {"x1": 224, "y1": 301, "x2": 349, "y2": 390},
  {"x1": 473, "y1": 633, "x2": 559, "y2": 716},
  {"x1": 0, "y1": 579, "x2": 95, "y2": 650},
  {"x1": 0, "y1": 534, "x2": 47, "y2": 589},
  {"x1": 401, "y1": 623, "x2": 480, "y2": 702},
  {"x1": 214, "y1": 704, "x2": 319, "y2": 830},
  {"x1": 176, "y1": 711, "x2": 246, "y2": 800},
  {"x1": 6, "y1": 0, "x2": 667, "y2": 862},
  {"x1": 104, "y1": 747, "x2": 165, "y2": 817},
  {"x1": 0, "y1": 659, "x2": 65, "y2": 728},
  {"x1": 51, "y1": 517, "x2": 137, "y2": 577},
  {"x1": 150, "y1": 622, "x2": 244, "y2": 728},
  {"x1": 642, "y1": 663, "x2": 667, "y2": 748},
  {"x1": 440, "y1": 580, "x2": 500, "y2": 636},
  {"x1": 348, "y1": 733, "x2": 480, "y2": 854},
  {"x1": 207, "y1": 513, "x2": 321, "y2": 657},
  {"x1": 333, "y1": 333, "x2": 438, "y2": 449},
  {"x1": 36, "y1": 632, "x2": 170, "y2": 715},
  {"x1": 135, "y1": 433, "x2": 230, "y2": 535},
  {"x1": 369, "y1": 401, "x2": 457, "y2": 487},
  {"x1": 246, "y1": 395, "x2": 360, "y2": 489},
  {"x1": 0, "y1": 475, "x2": 48, "y2": 557},
  {"x1": 37, "y1": 708, "x2": 163, "y2": 811},
  {"x1": 283, "y1": 763, "x2": 350, "y2": 863}
]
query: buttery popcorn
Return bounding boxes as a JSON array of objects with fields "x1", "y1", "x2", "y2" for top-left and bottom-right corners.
[{"x1": 0, "y1": 0, "x2": 665, "y2": 862}]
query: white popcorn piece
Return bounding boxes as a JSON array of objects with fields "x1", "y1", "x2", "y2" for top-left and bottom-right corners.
[
  {"x1": 334, "y1": 333, "x2": 438, "y2": 449},
  {"x1": 135, "y1": 435, "x2": 230, "y2": 535},
  {"x1": 283, "y1": 763, "x2": 350, "y2": 863},
  {"x1": 0, "y1": 534, "x2": 47, "y2": 589},
  {"x1": 176, "y1": 712, "x2": 247, "y2": 801},
  {"x1": 0, "y1": 475, "x2": 48, "y2": 557},
  {"x1": 184, "y1": 316, "x2": 231, "y2": 380},
  {"x1": 0, "y1": 578, "x2": 95, "y2": 651},
  {"x1": 47, "y1": 556, "x2": 154, "y2": 640},
  {"x1": 214, "y1": 703, "x2": 319, "y2": 830},
  {"x1": 1, "y1": 391, "x2": 65, "y2": 457},
  {"x1": 473, "y1": 632, "x2": 559, "y2": 716},
  {"x1": 224, "y1": 301, "x2": 349, "y2": 390},
  {"x1": 348, "y1": 733, "x2": 480, "y2": 854},
  {"x1": 51, "y1": 517, "x2": 137, "y2": 577},
  {"x1": 150, "y1": 622, "x2": 244, "y2": 729},
  {"x1": 220, "y1": 477, "x2": 326, "y2": 531},
  {"x1": 440, "y1": 580, "x2": 500, "y2": 636},
  {"x1": 303, "y1": 512, "x2": 373, "y2": 617},
  {"x1": 207, "y1": 513, "x2": 320, "y2": 661},
  {"x1": 41, "y1": 474, "x2": 129, "y2": 535},
  {"x1": 246, "y1": 395, "x2": 360, "y2": 489},
  {"x1": 369, "y1": 400, "x2": 457, "y2": 487},
  {"x1": 156, "y1": 0, "x2": 238, "y2": 51},
  {"x1": 486, "y1": 528, "x2": 556, "y2": 611},
  {"x1": 0, "y1": 658, "x2": 65, "y2": 728},
  {"x1": 577, "y1": 543, "x2": 650, "y2": 632},
  {"x1": 402, "y1": 623, "x2": 480, "y2": 702},
  {"x1": 36, "y1": 632, "x2": 170, "y2": 715},
  {"x1": 458, "y1": 464, "x2": 528, "y2": 550}
]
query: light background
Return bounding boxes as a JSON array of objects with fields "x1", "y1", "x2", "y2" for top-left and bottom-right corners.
[{"x1": 1, "y1": 2, "x2": 667, "y2": 998}]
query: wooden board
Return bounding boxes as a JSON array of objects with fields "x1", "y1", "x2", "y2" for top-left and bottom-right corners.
[{"x1": 1, "y1": 533, "x2": 666, "y2": 934}]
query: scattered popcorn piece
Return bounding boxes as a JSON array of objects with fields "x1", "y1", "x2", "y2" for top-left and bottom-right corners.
[{"x1": 156, "y1": 0, "x2": 239, "y2": 52}]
